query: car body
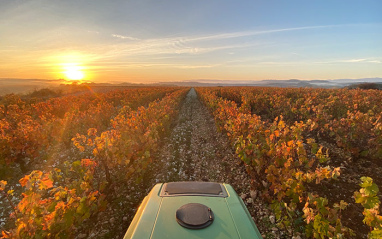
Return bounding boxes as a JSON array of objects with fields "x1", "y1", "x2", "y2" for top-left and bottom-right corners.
[{"x1": 124, "y1": 181, "x2": 262, "y2": 239}]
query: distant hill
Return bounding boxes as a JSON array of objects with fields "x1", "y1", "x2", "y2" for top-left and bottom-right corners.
[
  {"x1": 1, "y1": 78, "x2": 381, "y2": 96},
  {"x1": 157, "y1": 78, "x2": 382, "y2": 88},
  {"x1": 0, "y1": 78, "x2": 63, "y2": 95}
]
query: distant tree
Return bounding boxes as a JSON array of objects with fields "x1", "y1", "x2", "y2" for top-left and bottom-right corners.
[
  {"x1": 357, "y1": 83, "x2": 379, "y2": 89},
  {"x1": 29, "y1": 88, "x2": 60, "y2": 98},
  {"x1": 348, "y1": 82, "x2": 381, "y2": 90}
]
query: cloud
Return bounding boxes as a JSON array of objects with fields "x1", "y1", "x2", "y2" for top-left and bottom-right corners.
[
  {"x1": 97, "y1": 31, "x2": 274, "y2": 60},
  {"x1": 341, "y1": 59, "x2": 367, "y2": 63},
  {"x1": 112, "y1": 34, "x2": 139, "y2": 40},
  {"x1": 314, "y1": 57, "x2": 382, "y2": 64},
  {"x1": 179, "y1": 24, "x2": 348, "y2": 43},
  {"x1": 85, "y1": 60, "x2": 220, "y2": 70},
  {"x1": 4, "y1": 24, "x2": 373, "y2": 77},
  {"x1": 98, "y1": 24, "x2": 352, "y2": 60},
  {"x1": 176, "y1": 64, "x2": 219, "y2": 69},
  {"x1": 2, "y1": 24, "x2": 351, "y2": 66}
]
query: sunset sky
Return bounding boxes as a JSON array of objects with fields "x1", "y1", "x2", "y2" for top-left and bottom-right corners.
[{"x1": 1, "y1": 0, "x2": 381, "y2": 83}]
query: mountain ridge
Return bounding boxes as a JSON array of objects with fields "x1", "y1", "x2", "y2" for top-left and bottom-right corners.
[{"x1": 1, "y1": 78, "x2": 381, "y2": 95}]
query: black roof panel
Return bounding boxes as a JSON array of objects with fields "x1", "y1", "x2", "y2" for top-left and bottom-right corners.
[{"x1": 160, "y1": 182, "x2": 228, "y2": 197}]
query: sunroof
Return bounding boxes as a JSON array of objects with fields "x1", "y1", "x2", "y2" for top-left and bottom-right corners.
[{"x1": 160, "y1": 182, "x2": 228, "y2": 197}]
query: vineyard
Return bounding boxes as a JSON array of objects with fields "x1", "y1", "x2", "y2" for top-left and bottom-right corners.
[
  {"x1": 0, "y1": 87, "x2": 189, "y2": 238},
  {"x1": 197, "y1": 87, "x2": 382, "y2": 238},
  {"x1": 1, "y1": 86, "x2": 381, "y2": 238}
]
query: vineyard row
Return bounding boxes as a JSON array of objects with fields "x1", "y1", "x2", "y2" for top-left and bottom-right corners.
[
  {"x1": 196, "y1": 87, "x2": 382, "y2": 239},
  {"x1": 0, "y1": 87, "x2": 189, "y2": 238}
]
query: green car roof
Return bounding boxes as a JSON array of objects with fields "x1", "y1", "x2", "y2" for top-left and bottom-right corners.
[{"x1": 124, "y1": 182, "x2": 262, "y2": 239}]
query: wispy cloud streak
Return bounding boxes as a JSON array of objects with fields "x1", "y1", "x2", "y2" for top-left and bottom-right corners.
[
  {"x1": 183, "y1": 25, "x2": 343, "y2": 42},
  {"x1": 112, "y1": 34, "x2": 140, "y2": 40},
  {"x1": 315, "y1": 58, "x2": 382, "y2": 64},
  {"x1": 96, "y1": 24, "x2": 355, "y2": 60}
]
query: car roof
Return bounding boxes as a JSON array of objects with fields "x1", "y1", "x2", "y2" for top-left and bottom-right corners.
[{"x1": 124, "y1": 182, "x2": 262, "y2": 239}]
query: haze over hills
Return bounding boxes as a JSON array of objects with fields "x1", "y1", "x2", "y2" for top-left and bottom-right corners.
[
  {"x1": 158, "y1": 78, "x2": 382, "y2": 88},
  {"x1": 1, "y1": 78, "x2": 382, "y2": 95},
  {"x1": 0, "y1": 78, "x2": 64, "y2": 95}
]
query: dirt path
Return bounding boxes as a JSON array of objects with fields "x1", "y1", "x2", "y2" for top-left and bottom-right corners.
[{"x1": 154, "y1": 88, "x2": 239, "y2": 183}]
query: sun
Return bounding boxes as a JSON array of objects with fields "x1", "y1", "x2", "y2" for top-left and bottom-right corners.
[{"x1": 64, "y1": 65, "x2": 85, "y2": 80}]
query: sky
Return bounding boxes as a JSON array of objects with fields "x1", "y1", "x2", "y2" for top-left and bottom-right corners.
[{"x1": 0, "y1": 0, "x2": 381, "y2": 83}]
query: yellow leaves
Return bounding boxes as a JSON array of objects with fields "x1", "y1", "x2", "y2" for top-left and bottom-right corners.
[
  {"x1": 87, "y1": 138, "x2": 93, "y2": 147},
  {"x1": 54, "y1": 189, "x2": 67, "y2": 200},
  {"x1": 304, "y1": 172, "x2": 314, "y2": 183},
  {"x1": 81, "y1": 158, "x2": 98, "y2": 169},
  {"x1": 80, "y1": 182, "x2": 89, "y2": 191},
  {"x1": 39, "y1": 173, "x2": 53, "y2": 190},
  {"x1": 295, "y1": 171, "x2": 303, "y2": 180},
  {"x1": 16, "y1": 219, "x2": 27, "y2": 236},
  {"x1": 284, "y1": 158, "x2": 292, "y2": 168},
  {"x1": 43, "y1": 212, "x2": 56, "y2": 230},
  {"x1": 287, "y1": 140, "x2": 294, "y2": 147},
  {"x1": 87, "y1": 128, "x2": 97, "y2": 136},
  {"x1": 19, "y1": 171, "x2": 53, "y2": 191},
  {"x1": 269, "y1": 133, "x2": 275, "y2": 141},
  {"x1": 314, "y1": 167, "x2": 329, "y2": 184},
  {"x1": 333, "y1": 200, "x2": 348, "y2": 211},
  {"x1": 303, "y1": 206, "x2": 315, "y2": 224},
  {"x1": 1, "y1": 231, "x2": 10, "y2": 238},
  {"x1": 72, "y1": 134, "x2": 87, "y2": 152},
  {"x1": 0, "y1": 180, "x2": 7, "y2": 191},
  {"x1": 331, "y1": 167, "x2": 341, "y2": 179},
  {"x1": 88, "y1": 191, "x2": 98, "y2": 202},
  {"x1": 17, "y1": 197, "x2": 29, "y2": 212},
  {"x1": 278, "y1": 119, "x2": 286, "y2": 129},
  {"x1": 19, "y1": 175, "x2": 30, "y2": 187},
  {"x1": 55, "y1": 201, "x2": 66, "y2": 211},
  {"x1": 296, "y1": 140, "x2": 303, "y2": 147}
]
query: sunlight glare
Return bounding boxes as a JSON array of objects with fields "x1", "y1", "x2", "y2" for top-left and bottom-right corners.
[{"x1": 64, "y1": 64, "x2": 85, "y2": 80}]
